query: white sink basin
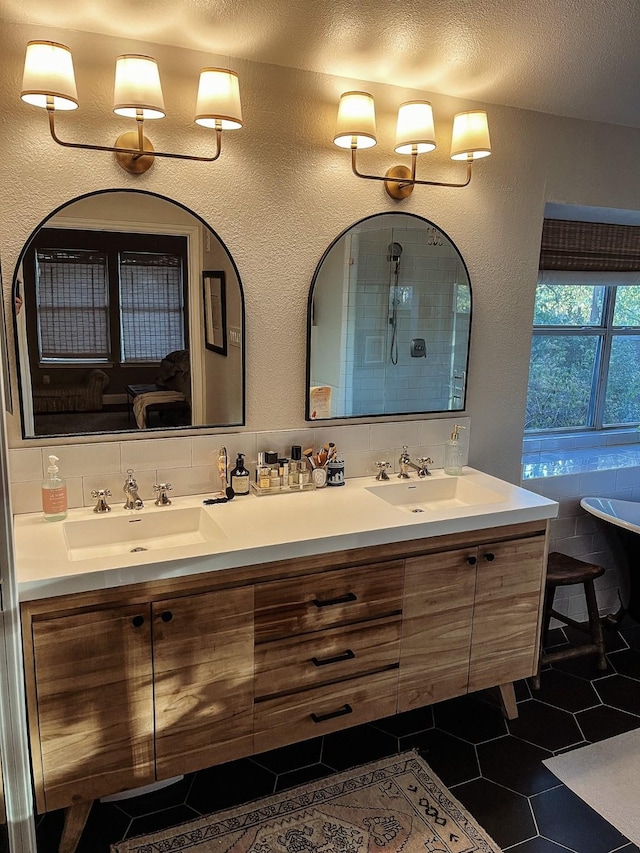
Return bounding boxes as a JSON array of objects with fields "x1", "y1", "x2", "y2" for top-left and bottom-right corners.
[
  {"x1": 62, "y1": 506, "x2": 226, "y2": 561},
  {"x1": 366, "y1": 476, "x2": 506, "y2": 513}
]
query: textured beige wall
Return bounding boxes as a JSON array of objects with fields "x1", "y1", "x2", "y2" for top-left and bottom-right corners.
[{"x1": 3, "y1": 20, "x2": 640, "y2": 483}]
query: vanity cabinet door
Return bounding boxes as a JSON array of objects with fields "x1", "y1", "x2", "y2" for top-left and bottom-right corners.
[
  {"x1": 399, "y1": 547, "x2": 476, "y2": 712},
  {"x1": 152, "y1": 586, "x2": 254, "y2": 779},
  {"x1": 468, "y1": 535, "x2": 546, "y2": 692},
  {"x1": 398, "y1": 533, "x2": 546, "y2": 711},
  {"x1": 30, "y1": 604, "x2": 155, "y2": 812}
]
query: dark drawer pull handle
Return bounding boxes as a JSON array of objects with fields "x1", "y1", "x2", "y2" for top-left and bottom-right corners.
[
  {"x1": 311, "y1": 649, "x2": 356, "y2": 667},
  {"x1": 312, "y1": 592, "x2": 357, "y2": 608},
  {"x1": 161, "y1": 611, "x2": 173, "y2": 623},
  {"x1": 484, "y1": 552, "x2": 496, "y2": 562},
  {"x1": 132, "y1": 615, "x2": 145, "y2": 628},
  {"x1": 310, "y1": 704, "x2": 353, "y2": 724},
  {"x1": 467, "y1": 556, "x2": 477, "y2": 565}
]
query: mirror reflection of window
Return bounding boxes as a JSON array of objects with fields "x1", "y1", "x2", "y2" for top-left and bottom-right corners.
[
  {"x1": 34, "y1": 247, "x2": 110, "y2": 361},
  {"x1": 306, "y1": 212, "x2": 472, "y2": 420},
  {"x1": 120, "y1": 252, "x2": 186, "y2": 362}
]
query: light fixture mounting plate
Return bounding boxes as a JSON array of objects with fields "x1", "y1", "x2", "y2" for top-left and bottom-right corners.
[
  {"x1": 114, "y1": 131, "x2": 155, "y2": 174},
  {"x1": 384, "y1": 165, "x2": 414, "y2": 199}
]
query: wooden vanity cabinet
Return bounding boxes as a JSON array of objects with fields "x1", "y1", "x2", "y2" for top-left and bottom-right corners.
[
  {"x1": 22, "y1": 585, "x2": 254, "y2": 814},
  {"x1": 20, "y1": 517, "x2": 548, "y2": 853},
  {"x1": 399, "y1": 532, "x2": 547, "y2": 713}
]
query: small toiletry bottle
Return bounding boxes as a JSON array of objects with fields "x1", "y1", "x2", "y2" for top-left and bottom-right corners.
[
  {"x1": 258, "y1": 461, "x2": 271, "y2": 489},
  {"x1": 42, "y1": 455, "x2": 68, "y2": 522},
  {"x1": 230, "y1": 453, "x2": 250, "y2": 495},
  {"x1": 444, "y1": 424, "x2": 466, "y2": 476},
  {"x1": 289, "y1": 446, "x2": 302, "y2": 485}
]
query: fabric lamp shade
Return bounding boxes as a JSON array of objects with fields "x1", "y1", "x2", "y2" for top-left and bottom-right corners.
[
  {"x1": 450, "y1": 110, "x2": 491, "y2": 160},
  {"x1": 334, "y1": 91, "x2": 377, "y2": 149},
  {"x1": 21, "y1": 41, "x2": 79, "y2": 110},
  {"x1": 195, "y1": 69, "x2": 243, "y2": 129},
  {"x1": 113, "y1": 55, "x2": 165, "y2": 119},
  {"x1": 394, "y1": 101, "x2": 436, "y2": 154}
]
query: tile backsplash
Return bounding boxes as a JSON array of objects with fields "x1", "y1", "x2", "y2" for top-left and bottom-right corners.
[{"x1": 8, "y1": 417, "x2": 470, "y2": 514}]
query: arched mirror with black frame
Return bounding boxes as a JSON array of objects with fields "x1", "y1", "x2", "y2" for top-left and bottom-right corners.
[
  {"x1": 12, "y1": 189, "x2": 245, "y2": 438},
  {"x1": 306, "y1": 212, "x2": 472, "y2": 420}
]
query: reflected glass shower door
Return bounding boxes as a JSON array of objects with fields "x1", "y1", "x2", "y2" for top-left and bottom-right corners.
[{"x1": 346, "y1": 223, "x2": 469, "y2": 415}]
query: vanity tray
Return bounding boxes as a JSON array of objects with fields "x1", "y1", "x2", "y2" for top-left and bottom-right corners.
[{"x1": 250, "y1": 482, "x2": 315, "y2": 497}]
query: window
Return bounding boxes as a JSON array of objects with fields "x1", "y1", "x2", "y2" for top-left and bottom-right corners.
[
  {"x1": 35, "y1": 248, "x2": 109, "y2": 361},
  {"x1": 525, "y1": 271, "x2": 640, "y2": 431},
  {"x1": 119, "y1": 252, "x2": 184, "y2": 362},
  {"x1": 25, "y1": 229, "x2": 188, "y2": 367}
]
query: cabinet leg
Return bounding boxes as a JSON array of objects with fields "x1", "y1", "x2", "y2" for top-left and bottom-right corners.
[
  {"x1": 497, "y1": 682, "x2": 518, "y2": 720},
  {"x1": 59, "y1": 800, "x2": 93, "y2": 853}
]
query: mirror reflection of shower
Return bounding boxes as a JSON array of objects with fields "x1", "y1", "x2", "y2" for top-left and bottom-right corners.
[
  {"x1": 387, "y1": 241, "x2": 403, "y2": 364},
  {"x1": 307, "y1": 212, "x2": 471, "y2": 419}
]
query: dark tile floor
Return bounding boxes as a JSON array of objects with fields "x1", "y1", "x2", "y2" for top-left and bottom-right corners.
[{"x1": 37, "y1": 618, "x2": 640, "y2": 853}]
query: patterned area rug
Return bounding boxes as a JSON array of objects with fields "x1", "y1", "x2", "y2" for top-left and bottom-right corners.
[{"x1": 111, "y1": 752, "x2": 501, "y2": 853}]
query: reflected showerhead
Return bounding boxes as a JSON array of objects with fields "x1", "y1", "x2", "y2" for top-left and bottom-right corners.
[{"x1": 387, "y1": 242, "x2": 403, "y2": 262}]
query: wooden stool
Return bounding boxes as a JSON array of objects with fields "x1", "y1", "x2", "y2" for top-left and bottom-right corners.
[{"x1": 532, "y1": 552, "x2": 607, "y2": 689}]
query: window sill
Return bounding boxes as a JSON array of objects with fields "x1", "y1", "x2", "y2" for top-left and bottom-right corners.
[{"x1": 523, "y1": 431, "x2": 640, "y2": 480}]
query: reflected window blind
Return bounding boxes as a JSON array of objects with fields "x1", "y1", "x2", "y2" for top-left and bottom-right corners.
[
  {"x1": 119, "y1": 252, "x2": 185, "y2": 362},
  {"x1": 35, "y1": 249, "x2": 109, "y2": 359}
]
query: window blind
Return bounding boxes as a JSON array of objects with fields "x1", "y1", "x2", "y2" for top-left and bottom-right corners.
[
  {"x1": 540, "y1": 219, "x2": 640, "y2": 271},
  {"x1": 35, "y1": 249, "x2": 109, "y2": 360},
  {"x1": 119, "y1": 252, "x2": 185, "y2": 362}
]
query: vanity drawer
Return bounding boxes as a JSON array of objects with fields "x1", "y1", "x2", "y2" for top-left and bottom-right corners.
[
  {"x1": 254, "y1": 667, "x2": 399, "y2": 752},
  {"x1": 254, "y1": 561, "x2": 404, "y2": 642},
  {"x1": 254, "y1": 615, "x2": 401, "y2": 699}
]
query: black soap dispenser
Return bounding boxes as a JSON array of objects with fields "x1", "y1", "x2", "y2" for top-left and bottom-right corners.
[{"x1": 230, "y1": 453, "x2": 250, "y2": 495}]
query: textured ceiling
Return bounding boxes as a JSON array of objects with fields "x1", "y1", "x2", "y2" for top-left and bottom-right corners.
[{"x1": 3, "y1": 0, "x2": 640, "y2": 127}]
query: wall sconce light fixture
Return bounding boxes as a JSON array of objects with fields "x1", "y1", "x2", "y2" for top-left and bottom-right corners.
[
  {"x1": 20, "y1": 41, "x2": 243, "y2": 174},
  {"x1": 334, "y1": 91, "x2": 491, "y2": 199}
]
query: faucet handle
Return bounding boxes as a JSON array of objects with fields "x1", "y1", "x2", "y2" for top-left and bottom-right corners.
[
  {"x1": 374, "y1": 462, "x2": 391, "y2": 481},
  {"x1": 91, "y1": 488, "x2": 112, "y2": 513},
  {"x1": 417, "y1": 457, "x2": 434, "y2": 477},
  {"x1": 153, "y1": 483, "x2": 173, "y2": 506}
]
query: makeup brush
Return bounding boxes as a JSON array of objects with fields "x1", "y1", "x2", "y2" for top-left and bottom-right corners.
[{"x1": 303, "y1": 448, "x2": 317, "y2": 469}]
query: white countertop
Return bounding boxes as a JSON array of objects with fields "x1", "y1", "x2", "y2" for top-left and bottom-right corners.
[{"x1": 14, "y1": 468, "x2": 558, "y2": 601}]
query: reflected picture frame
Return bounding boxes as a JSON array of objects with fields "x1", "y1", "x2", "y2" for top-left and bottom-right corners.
[{"x1": 203, "y1": 270, "x2": 227, "y2": 356}]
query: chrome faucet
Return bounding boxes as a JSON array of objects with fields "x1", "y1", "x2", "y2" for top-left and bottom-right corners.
[
  {"x1": 91, "y1": 488, "x2": 112, "y2": 513},
  {"x1": 415, "y1": 456, "x2": 434, "y2": 477},
  {"x1": 153, "y1": 482, "x2": 173, "y2": 506},
  {"x1": 123, "y1": 469, "x2": 144, "y2": 510},
  {"x1": 398, "y1": 446, "x2": 433, "y2": 479},
  {"x1": 374, "y1": 461, "x2": 391, "y2": 481}
]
